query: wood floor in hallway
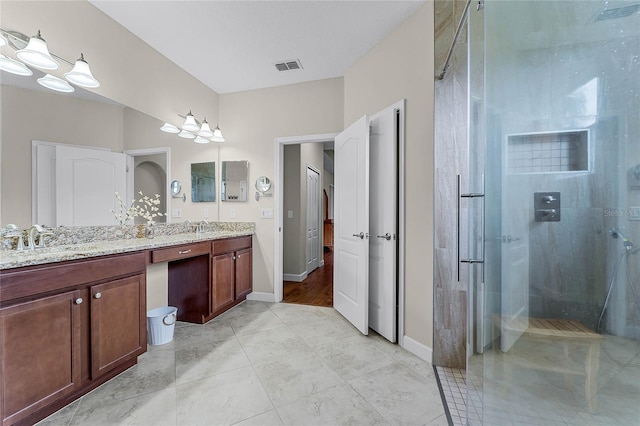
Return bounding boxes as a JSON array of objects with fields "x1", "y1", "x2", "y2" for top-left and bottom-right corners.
[{"x1": 283, "y1": 250, "x2": 333, "y2": 307}]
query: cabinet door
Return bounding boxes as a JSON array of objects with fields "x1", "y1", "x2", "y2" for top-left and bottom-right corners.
[
  {"x1": 90, "y1": 274, "x2": 145, "y2": 379},
  {"x1": 1, "y1": 291, "x2": 82, "y2": 426},
  {"x1": 212, "y1": 252, "x2": 235, "y2": 314},
  {"x1": 235, "y1": 248, "x2": 253, "y2": 300}
]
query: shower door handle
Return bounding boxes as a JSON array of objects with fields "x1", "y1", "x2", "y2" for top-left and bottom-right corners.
[{"x1": 457, "y1": 174, "x2": 486, "y2": 281}]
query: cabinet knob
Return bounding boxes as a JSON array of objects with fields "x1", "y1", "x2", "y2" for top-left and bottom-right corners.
[
  {"x1": 232, "y1": 256, "x2": 236, "y2": 260},
  {"x1": 94, "y1": 292, "x2": 102, "y2": 299},
  {"x1": 75, "y1": 298, "x2": 83, "y2": 305}
]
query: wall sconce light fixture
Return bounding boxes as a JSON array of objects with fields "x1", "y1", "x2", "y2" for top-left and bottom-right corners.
[{"x1": 0, "y1": 29, "x2": 101, "y2": 93}]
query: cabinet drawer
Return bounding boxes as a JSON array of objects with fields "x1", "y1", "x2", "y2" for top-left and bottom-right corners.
[
  {"x1": 151, "y1": 242, "x2": 210, "y2": 263},
  {"x1": 212, "y1": 236, "x2": 252, "y2": 255},
  {"x1": 1, "y1": 252, "x2": 146, "y2": 303}
]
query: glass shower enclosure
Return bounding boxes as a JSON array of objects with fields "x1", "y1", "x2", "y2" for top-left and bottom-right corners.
[{"x1": 466, "y1": 1, "x2": 640, "y2": 424}]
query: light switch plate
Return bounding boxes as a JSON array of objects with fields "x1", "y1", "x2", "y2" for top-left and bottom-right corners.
[
  {"x1": 261, "y1": 208, "x2": 273, "y2": 219},
  {"x1": 229, "y1": 208, "x2": 236, "y2": 219},
  {"x1": 171, "y1": 209, "x2": 181, "y2": 218},
  {"x1": 202, "y1": 208, "x2": 209, "y2": 218}
]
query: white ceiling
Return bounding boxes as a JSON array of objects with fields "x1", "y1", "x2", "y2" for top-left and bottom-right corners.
[{"x1": 89, "y1": 0, "x2": 425, "y2": 94}]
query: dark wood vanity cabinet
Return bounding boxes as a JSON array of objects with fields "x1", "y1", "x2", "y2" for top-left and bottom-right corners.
[
  {"x1": 0, "y1": 252, "x2": 147, "y2": 426},
  {"x1": 0, "y1": 291, "x2": 82, "y2": 426},
  {"x1": 157, "y1": 236, "x2": 253, "y2": 323},
  {"x1": 211, "y1": 236, "x2": 253, "y2": 317},
  {"x1": 90, "y1": 274, "x2": 146, "y2": 379},
  {"x1": 154, "y1": 242, "x2": 211, "y2": 323}
]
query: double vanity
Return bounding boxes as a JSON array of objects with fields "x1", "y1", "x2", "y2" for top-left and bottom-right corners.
[{"x1": 0, "y1": 223, "x2": 254, "y2": 426}]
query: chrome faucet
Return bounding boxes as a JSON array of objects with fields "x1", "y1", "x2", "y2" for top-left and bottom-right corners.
[
  {"x1": 2, "y1": 224, "x2": 25, "y2": 251},
  {"x1": 27, "y1": 224, "x2": 53, "y2": 249},
  {"x1": 196, "y1": 220, "x2": 208, "y2": 235}
]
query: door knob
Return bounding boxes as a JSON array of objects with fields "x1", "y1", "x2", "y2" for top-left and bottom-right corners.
[
  {"x1": 352, "y1": 232, "x2": 364, "y2": 239},
  {"x1": 377, "y1": 233, "x2": 392, "y2": 241}
]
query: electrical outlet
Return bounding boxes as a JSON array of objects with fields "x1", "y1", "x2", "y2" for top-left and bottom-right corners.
[
  {"x1": 261, "y1": 208, "x2": 273, "y2": 219},
  {"x1": 229, "y1": 208, "x2": 236, "y2": 219},
  {"x1": 171, "y1": 209, "x2": 181, "y2": 218},
  {"x1": 288, "y1": 210, "x2": 294, "y2": 219},
  {"x1": 202, "y1": 208, "x2": 209, "y2": 218}
]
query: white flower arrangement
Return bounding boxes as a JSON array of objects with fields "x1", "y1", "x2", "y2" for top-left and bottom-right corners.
[
  {"x1": 109, "y1": 192, "x2": 137, "y2": 225},
  {"x1": 134, "y1": 191, "x2": 165, "y2": 225},
  {"x1": 110, "y1": 191, "x2": 166, "y2": 226}
]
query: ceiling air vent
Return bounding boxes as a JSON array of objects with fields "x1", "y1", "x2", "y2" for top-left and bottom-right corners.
[{"x1": 274, "y1": 59, "x2": 303, "y2": 72}]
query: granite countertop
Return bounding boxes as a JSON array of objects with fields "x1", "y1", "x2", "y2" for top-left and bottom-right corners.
[{"x1": 0, "y1": 229, "x2": 254, "y2": 271}]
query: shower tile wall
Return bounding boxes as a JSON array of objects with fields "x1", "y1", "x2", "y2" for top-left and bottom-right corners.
[
  {"x1": 490, "y1": 37, "x2": 632, "y2": 329},
  {"x1": 434, "y1": 0, "x2": 469, "y2": 368}
]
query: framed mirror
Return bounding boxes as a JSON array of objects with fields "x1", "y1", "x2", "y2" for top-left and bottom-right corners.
[
  {"x1": 222, "y1": 160, "x2": 249, "y2": 202},
  {"x1": 191, "y1": 162, "x2": 216, "y2": 202}
]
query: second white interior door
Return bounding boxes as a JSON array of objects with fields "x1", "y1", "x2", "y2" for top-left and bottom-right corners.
[{"x1": 306, "y1": 166, "x2": 321, "y2": 273}]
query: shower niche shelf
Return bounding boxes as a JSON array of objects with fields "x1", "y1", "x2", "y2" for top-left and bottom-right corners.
[{"x1": 506, "y1": 129, "x2": 589, "y2": 175}]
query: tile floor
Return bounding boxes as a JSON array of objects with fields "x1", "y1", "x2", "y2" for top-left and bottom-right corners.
[
  {"x1": 39, "y1": 301, "x2": 447, "y2": 426},
  {"x1": 437, "y1": 334, "x2": 640, "y2": 426}
]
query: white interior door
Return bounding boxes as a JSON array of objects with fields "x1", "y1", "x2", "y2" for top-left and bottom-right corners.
[
  {"x1": 500, "y1": 173, "x2": 530, "y2": 351},
  {"x1": 334, "y1": 115, "x2": 370, "y2": 335},
  {"x1": 55, "y1": 146, "x2": 127, "y2": 226},
  {"x1": 32, "y1": 143, "x2": 57, "y2": 226},
  {"x1": 306, "y1": 166, "x2": 320, "y2": 273},
  {"x1": 368, "y1": 106, "x2": 398, "y2": 342}
]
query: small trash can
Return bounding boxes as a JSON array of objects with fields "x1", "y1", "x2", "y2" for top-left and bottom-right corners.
[{"x1": 147, "y1": 306, "x2": 178, "y2": 345}]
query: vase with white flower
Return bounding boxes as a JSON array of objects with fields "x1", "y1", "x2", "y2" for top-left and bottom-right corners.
[
  {"x1": 134, "y1": 192, "x2": 165, "y2": 238},
  {"x1": 109, "y1": 192, "x2": 137, "y2": 225}
]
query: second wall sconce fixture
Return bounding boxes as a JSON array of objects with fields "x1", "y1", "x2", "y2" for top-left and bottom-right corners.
[
  {"x1": 0, "y1": 29, "x2": 100, "y2": 93},
  {"x1": 160, "y1": 110, "x2": 226, "y2": 144}
]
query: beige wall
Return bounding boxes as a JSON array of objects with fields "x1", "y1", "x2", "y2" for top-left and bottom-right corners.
[
  {"x1": 1, "y1": 86, "x2": 124, "y2": 227},
  {"x1": 219, "y1": 78, "x2": 344, "y2": 294},
  {"x1": 344, "y1": 2, "x2": 434, "y2": 349},
  {"x1": 283, "y1": 144, "x2": 303, "y2": 275}
]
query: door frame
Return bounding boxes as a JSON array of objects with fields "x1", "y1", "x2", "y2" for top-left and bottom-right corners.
[
  {"x1": 124, "y1": 147, "x2": 172, "y2": 223},
  {"x1": 273, "y1": 100, "x2": 406, "y2": 346},
  {"x1": 305, "y1": 164, "x2": 322, "y2": 273}
]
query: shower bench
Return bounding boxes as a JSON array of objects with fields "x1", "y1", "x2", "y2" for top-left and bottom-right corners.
[{"x1": 495, "y1": 316, "x2": 603, "y2": 413}]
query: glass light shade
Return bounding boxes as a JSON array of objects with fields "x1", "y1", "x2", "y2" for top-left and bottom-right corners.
[
  {"x1": 64, "y1": 54, "x2": 100, "y2": 88},
  {"x1": 178, "y1": 129, "x2": 195, "y2": 139},
  {"x1": 37, "y1": 74, "x2": 74, "y2": 93},
  {"x1": 160, "y1": 122, "x2": 180, "y2": 133},
  {"x1": 16, "y1": 31, "x2": 59, "y2": 70},
  {"x1": 0, "y1": 54, "x2": 33, "y2": 76},
  {"x1": 211, "y1": 126, "x2": 226, "y2": 142},
  {"x1": 194, "y1": 136, "x2": 210, "y2": 144},
  {"x1": 198, "y1": 119, "x2": 214, "y2": 138},
  {"x1": 181, "y1": 111, "x2": 200, "y2": 132}
]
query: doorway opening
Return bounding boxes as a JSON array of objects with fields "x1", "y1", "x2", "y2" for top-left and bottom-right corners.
[
  {"x1": 280, "y1": 141, "x2": 334, "y2": 307},
  {"x1": 124, "y1": 147, "x2": 172, "y2": 223}
]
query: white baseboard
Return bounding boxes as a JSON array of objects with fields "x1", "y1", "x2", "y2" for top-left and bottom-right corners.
[
  {"x1": 402, "y1": 335, "x2": 433, "y2": 364},
  {"x1": 246, "y1": 292, "x2": 276, "y2": 303},
  {"x1": 283, "y1": 272, "x2": 308, "y2": 282}
]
